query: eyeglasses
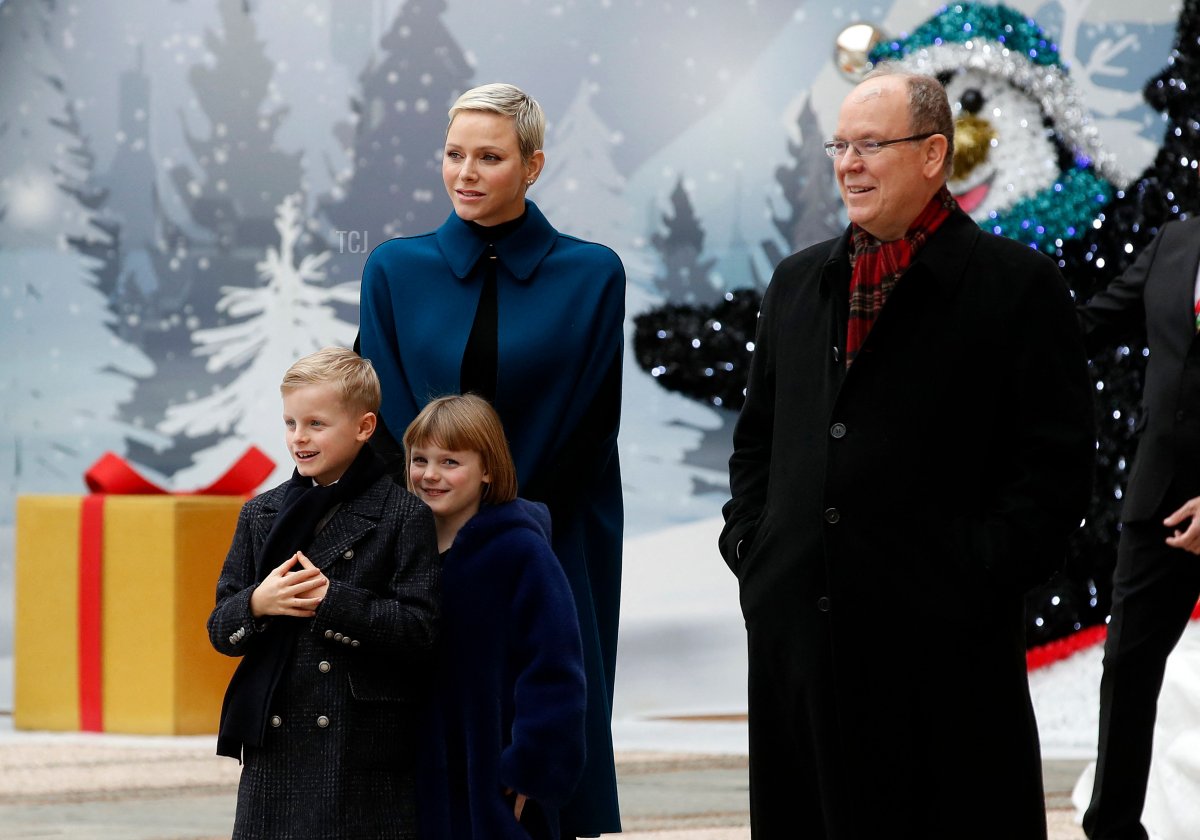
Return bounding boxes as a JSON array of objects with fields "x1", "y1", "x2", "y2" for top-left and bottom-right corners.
[{"x1": 823, "y1": 133, "x2": 938, "y2": 158}]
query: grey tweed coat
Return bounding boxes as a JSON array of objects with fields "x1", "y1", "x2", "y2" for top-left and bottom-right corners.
[{"x1": 208, "y1": 473, "x2": 439, "y2": 840}]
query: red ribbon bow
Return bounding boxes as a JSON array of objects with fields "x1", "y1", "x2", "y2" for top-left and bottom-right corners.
[
  {"x1": 84, "y1": 446, "x2": 276, "y2": 496},
  {"x1": 77, "y1": 447, "x2": 276, "y2": 730}
]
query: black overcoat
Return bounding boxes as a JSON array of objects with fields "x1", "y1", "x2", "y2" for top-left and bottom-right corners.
[
  {"x1": 208, "y1": 473, "x2": 439, "y2": 840},
  {"x1": 720, "y1": 210, "x2": 1095, "y2": 839}
]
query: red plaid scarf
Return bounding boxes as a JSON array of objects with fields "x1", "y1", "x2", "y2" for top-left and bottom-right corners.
[{"x1": 845, "y1": 186, "x2": 957, "y2": 367}]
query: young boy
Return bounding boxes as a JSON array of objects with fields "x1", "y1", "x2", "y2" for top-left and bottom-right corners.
[{"x1": 208, "y1": 346, "x2": 439, "y2": 840}]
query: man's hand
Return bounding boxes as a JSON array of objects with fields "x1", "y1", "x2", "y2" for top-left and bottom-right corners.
[
  {"x1": 1164, "y1": 496, "x2": 1200, "y2": 555},
  {"x1": 250, "y1": 552, "x2": 328, "y2": 617}
]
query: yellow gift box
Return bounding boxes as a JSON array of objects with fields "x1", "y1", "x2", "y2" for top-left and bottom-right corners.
[{"x1": 15, "y1": 494, "x2": 245, "y2": 734}]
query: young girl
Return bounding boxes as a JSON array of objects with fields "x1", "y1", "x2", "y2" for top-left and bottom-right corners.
[{"x1": 404, "y1": 394, "x2": 586, "y2": 840}]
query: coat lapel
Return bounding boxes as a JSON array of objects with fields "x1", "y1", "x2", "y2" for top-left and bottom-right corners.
[
  {"x1": 304, "y1": 478, "x2": 390, "y2": 571},
  {"x1": 1165, "y1": 222, "x2": 1200, "y2": 340},
  {"x1": 251, "y1": 484, "x2": 288, "y2": 548},
  {"x1": 819, "y1": 229, "x2": 852, "y2": 369},
  {"x1": 833, "y1": 210, "x2": 980, "y2": 384},
  {"x1": 905, "y1": 210, "x2": 979, "y2": 298}
]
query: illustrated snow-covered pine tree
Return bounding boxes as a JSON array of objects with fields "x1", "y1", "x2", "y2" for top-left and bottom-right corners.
[
  {"x1": 631, "y1": 93, "x2": 843, "y2": 412},
  {"x1": 321, "y1": 0, "x2": 473, "y2": 246},
  {"x1": 761, "y1": 95, "x2": 843, "y2": 271},
  {"x1": 650, "y1": 178, "x2": 719, "y2": 305},
  {"x1": 0, "y1": 0, "x2": 155, "y2": 517},
  {"x1": 170, "y1": 0, "x2": 303, "y2": 253},
  {"x1": 55, "y1": 91, "x2": 123, "y2": 309},
  {"x1": 329, "y1": 0, "x2": 381, "y2": 73},
  {"x1": 159, "y1": 194, "x2": 357, "y2": 488},
  {"x1": 0, "y1": 0, "x2": 92, "y2": 250},
  {"x1": 129, "y1": 0, "x2": 310, "y2": 478},
  {"x1": 538, "y1": 80, "x2": 638, "y2": 257},
  {"x1": 99, "y1": 45, "x2": 163, "y2": 347}
]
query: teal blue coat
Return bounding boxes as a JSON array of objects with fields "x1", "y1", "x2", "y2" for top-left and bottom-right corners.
[{"x1": 359, "y1": 201, "x2": 625, "y2": 834}]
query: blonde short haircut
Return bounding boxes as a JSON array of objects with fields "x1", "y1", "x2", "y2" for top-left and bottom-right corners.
[
  {"x1": 280, "y1": 347, "x2": 381, "y2": 415},
  {"x1": 402, "y1": 394, "x2": 519, "y2": 504},
  {"x1": 448, "y1": 83, "x2": 545, "y2": 163}
]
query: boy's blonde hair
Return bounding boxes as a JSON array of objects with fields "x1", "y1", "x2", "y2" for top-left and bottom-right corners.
[
  {"x1": 448, "y1": 83, "x2": 545, "y2": 163},
  {"x1": 280, "y1": 347, "x2": 381, "y2": 414},
  {"x1": 402, "y1": 394, "x2": 518, "y2": 504}
]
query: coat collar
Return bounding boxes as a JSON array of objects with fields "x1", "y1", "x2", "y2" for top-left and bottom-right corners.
[
  {"x1": 1161, "y1": 218, "x2": 1200, "y2": 335},
  {"x1": 306, "y1": 477, "x2": 394, "y2": 570},
  {"x1": 435, "y1": 199, "x2": 559, "y2": 282},
  {"x1": 449, "y1": 498, "x2": 550, "y2": 555},
  {"x1": 257, "y1": 475, "x2": 393, "y2": 570},
  {"x1": 818, "y1": 227, "x2": 855, "y2": 298},
  {"x1": 258, "y1": 470, "x2": 392, "y2": 519},
  {"x1": 819, "y1": 208, "x2": 981, "y2": 298}
]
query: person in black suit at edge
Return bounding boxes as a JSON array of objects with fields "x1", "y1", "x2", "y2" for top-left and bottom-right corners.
[{"x1": 1081, "y1": 216, "x2": 1200, "y2": 840}]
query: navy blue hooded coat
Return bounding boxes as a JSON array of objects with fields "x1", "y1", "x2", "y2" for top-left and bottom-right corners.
[
  {"x1": 359, "y1": 200, "x2": 624, "y2": 833},
  {"x1": 419, "y1": 499, "x2": 586, "y2": 840}
]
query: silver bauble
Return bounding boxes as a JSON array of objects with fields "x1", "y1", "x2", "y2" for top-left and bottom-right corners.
[{"x1": 834, "y1": 23, "x2": 886, "y2": 81}]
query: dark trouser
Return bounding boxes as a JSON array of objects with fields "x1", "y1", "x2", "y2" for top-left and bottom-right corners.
[{"x1": 1083, "y1": 519, "x2": 1200, "y2": 840}]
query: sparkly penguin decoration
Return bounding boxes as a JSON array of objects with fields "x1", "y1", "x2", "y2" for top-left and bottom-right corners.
[
  {"x1": 633, "y1": 0, "x2": 1200, "y2": 647},
  {"x1": 869, "y1": 3, "x2": 1128, "y2": 252}
]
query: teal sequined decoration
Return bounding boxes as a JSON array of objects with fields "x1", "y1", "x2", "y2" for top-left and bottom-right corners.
[
  {"x1": 869, "y1": 3, "x2": 1062, "y2": 68},
  {"x1": 986, "y1": 167, "x2": 1113, "y2": 251}
]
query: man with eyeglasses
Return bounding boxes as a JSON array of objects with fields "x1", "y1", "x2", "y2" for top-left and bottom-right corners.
[{"x1": 719, "y1": 68, "x2": 1095, "y2": 838}]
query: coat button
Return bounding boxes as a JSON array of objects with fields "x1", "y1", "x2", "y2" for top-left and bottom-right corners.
[
  {"x1": 228, "y1": 634, "x2": 237, "y2": 644},
  {"x1": 270, "y1": 715, "x2": 282, "y2": 728},
  {"x1": 324, "y1": 629, "x2": 334, "y2": 639},
  {"x1": 343, "y1": 549, "x2": 354, "y2": 560},
  {"x1": 318, "y1": 661, "x2": 331, "y2": 673},
  {"x1": 341, "y1": 637, "x2": 352, "y2": 645},
  {"x1": 333, "y1": 633, "x2": 344, "y2": 641},
  {"x1": 350, "y1": 640, "x2": 360, "y2": 648},
  {"x1": 817, "y1": 596, "x2": 832, "y2": 613},
  {"x1": 830, "y1": 423, "x2": 846, "y2": 439},
  {"x1": 316, "y1": 715, "x2": 330, "y2": 728},
  {"x1": 823, "y1": 507, "x2": 841, "y2": 524},
  {"x1": 1178, "y1": 409, "x2": 1187, "y2": 422}
]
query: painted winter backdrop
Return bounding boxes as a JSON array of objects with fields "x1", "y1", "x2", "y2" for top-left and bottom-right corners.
[{"x1": 0, "y1": 0, "x2": 1188, "y2": 652}]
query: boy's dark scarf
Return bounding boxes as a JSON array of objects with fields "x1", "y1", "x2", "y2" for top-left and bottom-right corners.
[
  {"x1": 216, "y1": 444, "x2": 385, "y2": 759},
  {"x1": 845, "y1": 186, "x2": 957, "y2": 367}
]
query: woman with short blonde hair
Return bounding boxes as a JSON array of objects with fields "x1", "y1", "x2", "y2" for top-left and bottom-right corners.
[{"x1": 359, "y1": 82, "x2": 625, "y2": 836}]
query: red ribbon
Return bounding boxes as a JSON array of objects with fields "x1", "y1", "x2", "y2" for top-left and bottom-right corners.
[
  {"x1": 76, "y1": 447, "x2": 276, "y2": 730},
  {"x1": 78, "y1": 495, "x2": 105, "y2": 732},
  {"x1": 84, "y1": 446, "x2": 276, "y2": 496}
]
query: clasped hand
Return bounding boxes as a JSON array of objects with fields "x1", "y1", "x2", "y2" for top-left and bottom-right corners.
[{"x1": 250, "y1": 552, "x2": 329, "y2": 618}]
